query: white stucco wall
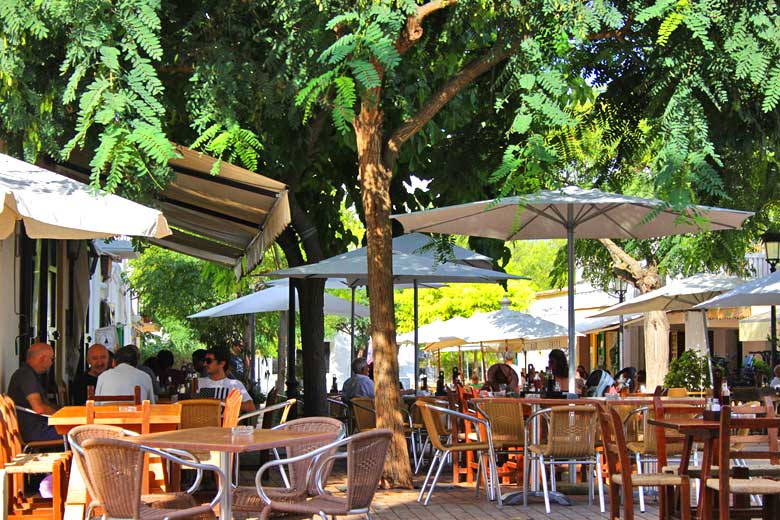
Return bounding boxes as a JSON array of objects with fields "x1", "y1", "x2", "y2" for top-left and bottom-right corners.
[{"x1": 0, "y1": 235, "x2": 20, "y2": 389}]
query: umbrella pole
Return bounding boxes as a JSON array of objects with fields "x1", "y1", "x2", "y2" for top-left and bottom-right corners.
[
  {"x1": 350, "y1": 286, "x2": 356, "y2": 364},
  {"x1": 437, "y1": 349, "x2": 441, "y2": 374},
  {"x1": 458, "y1": 345, "x2": 463, "y2": 377},
  {"x1": 566, "y1": 209, "x2": 577, "y2": 394},
  {"x1": 414, "y1": 280, "x2": 419, "y2": 392},
  {"x1": 480, "y1": 342, "x2": 487, "y2": 381},
  {"x1": 286, "y1": 280, "x2": 298, "y2": 416}
]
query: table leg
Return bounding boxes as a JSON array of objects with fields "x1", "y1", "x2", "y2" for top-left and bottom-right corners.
[{"x1": 219, "y1": 452, "x2": 232, "y2": 520}]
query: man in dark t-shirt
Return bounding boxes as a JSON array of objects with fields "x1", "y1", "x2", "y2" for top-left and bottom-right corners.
[
  {"x1": 7, "y1": 343, "x2": 60, "y2": 442},
  {"x1": 69, "y1": 343, "x2": 110, "y2": 405}
]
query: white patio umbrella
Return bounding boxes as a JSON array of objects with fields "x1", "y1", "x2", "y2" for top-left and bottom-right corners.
[
  {"x1": 0, "y1": 153, "x2": 171, "y2": 239},
  {"x1": 696, "y1": 271, "x2": 780, "y2": 366},
  {"x1": 393, "y1": 185, "x2": 753, "y2": 391},
  {"x1": 593, "y1": 273, "x2": 744, "y2": 383},
  {"x1": 188, "y1": 280, "x2": 370, "y2": 318},
  {"x1": 739, "y1": 312, "x2": 780, "y2": 342},
  {"x1": 268, "y1": 249, "x2": 520, "y2": 389}
]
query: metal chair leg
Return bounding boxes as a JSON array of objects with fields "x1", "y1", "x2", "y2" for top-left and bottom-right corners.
[
  {"x1": 424, "y1": 450, "x2": 449, "y2": 506},
  {"x1": 414, "y1": 435, "x2": 431, "y2": 474},
  {"x1": 418, "y1": 450, "x2": 441, "y2": 503},
  {"x1": 523, "y1": 450, "x2": 530, "y2": 506},
  {"x1": 475, "y1": 452, "x2": 482, "y2": 497},
  {"x1": 597, "y1": 455, "x2": 605, "y2": 513},
  {"x1": 637, "y1": 452, "x2": 646, "y2": 512},
  {"x1": 539, "y1": 454, "x2": 551, "y2": 514}
]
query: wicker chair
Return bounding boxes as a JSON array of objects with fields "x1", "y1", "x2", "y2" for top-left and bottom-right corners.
[
  {"x1": 410, "y1": 397, "x2": 450, "y2": 474},
  {"x1": 86, "y1": 385, "x2": 141, "y2": 404},
  {"x1": 350, "y1": 397, "x2": 421, "y2": 470},
  {"x1": 0, "y1": 395, "x2": 71, "y2": 520},
  {"x1": 81, "y1": 437, "x2": 223, "y2": 520},
  {"x1": 596, "y1": 403, "x2": 691, "y2": 520},
  {"x1": 472, "y1": 398, "x2": 526, "y2": 484},
  {"x1": 704, "y1": 405, "x2": 780, "y2": 520},
  {"x1": 232, "y1": 417, "x2": 344, "y2": 514},
  {"x1": 416, "y1": 402, "x2": 501, "y2": 506},
  {"x1": 233, "y1": 398, "x2": 297, "y2": 481},
  {"x1": 254, "y1": 429, "x2": 392, "y2": 520},
  {"x1": 67, "y1": 424, "x2": 201, "y2": 514},
  {"x1": 179, "y1": 399, "x2": 222, "y2": 429},
  {"x1": 523, "y1": 405, "x2": 604, "y2": 513}
]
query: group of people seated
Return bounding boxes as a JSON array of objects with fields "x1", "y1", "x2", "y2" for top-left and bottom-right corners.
[{"x1": 6, "y1": 341, "x2": 255, "y2": 444}]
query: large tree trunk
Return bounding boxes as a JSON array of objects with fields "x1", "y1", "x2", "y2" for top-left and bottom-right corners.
[
  {"x1": 644, "y1": 310, "x2": 669, "y2": 390},
  {"x1": 355, "y1": 104, "x2": 413, "y2": 488},
  {"x1": 299, "y1": 278, "x2": 327, "y2": 416}
]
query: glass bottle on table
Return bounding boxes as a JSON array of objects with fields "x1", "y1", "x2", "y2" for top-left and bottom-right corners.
[{"x1": 720, "y1": 380, "x2": 731, "y2": 406}]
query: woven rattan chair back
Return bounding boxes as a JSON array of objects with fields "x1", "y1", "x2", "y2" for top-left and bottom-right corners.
[
  {"x1": 278, "y1": 417, "x2": 344, "y2": 495},
  {"x1": 85, "y1": 399, "x2": 152, "y2": 434},
  {"x1": 81, "y1": 437, "x2": 146, "y2": 519},
  {"x1": 413, "y1": 397, "x2": 449, "y2": 436},
  {"x1": 416, "y1": 401, "x2": 451, "y2": 452},
  {"x1": 68, "y1": 424, "x2": 128, "y2": 499},
  {"x1": 222, "y1": 389, "x2": 243, "y2": 427},
  {"x1": 180, "y1": 399, "x2": 222, "y2": 429},
  {"x1": 472, "y1": 398, "x2": 525, "y2": 446},
  {"x1": 545, "y1": 405, "x2": 597, "y2": 458},
  {"x1": 346, "y1": 429, "x2": 393, "y2": 510},
  {"x1": 667, "y1": 387, "x2": 688, "y2": 398},
  {"x1": 87, "y1": 384, "x2": 142, "y2": 404},
  {"x1": 350, "y1": 397, "x2": 376, "y2": 431}
]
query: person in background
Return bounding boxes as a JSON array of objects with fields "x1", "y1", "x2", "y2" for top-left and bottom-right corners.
[
  {"x1": 483, "y1": 351, "x2": 520, "y2": 393},
  {"x1": 548, "y1": 349, "x2": 571, "y2": 391},
  {"x1": 192, "y1": 349, "x2": 208, "y2": 377},
  {"x1": 197, "y1": 348, "x2": 255, "y2": 412},
  {"x1": 126, "y1": 345, "x2": 161, "y2": 396},
  {"x1": 341, "y1": 357, "x2": 375, "y2": 403},
  {"x1": 637, "y1": 370, "x2": 647, "y2": 393},
  {"x1": 70, "y1": 343, "x2": 110, "y2": 405},
  {"x1": 466, "y1": 372, "x2": 482, "y2": 393},
  {"x1": 96, "y1": 346, "x2": 156, "y2": 403},
  {"x1": 575, "y1": 365, "x2": 589, "y2": 396},
  {"x1": 7, "y1": 343, "x2": 60, "y2": 442},
  {"x1": 770, "y1": 365, "x2": 780, "y2": 389},
  {"x1": 156, "y1": 349, "x2": 186, "y2": 389}
]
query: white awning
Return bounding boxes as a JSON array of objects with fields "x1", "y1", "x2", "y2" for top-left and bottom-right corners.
[{"x1": 0, "y1": 153, "x2": 170, "y2": 240}]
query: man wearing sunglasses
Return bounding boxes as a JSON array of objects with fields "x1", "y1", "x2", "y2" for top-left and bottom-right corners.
[{"x1": 197, "y1": 348, "x2": 254, "y2": 412}]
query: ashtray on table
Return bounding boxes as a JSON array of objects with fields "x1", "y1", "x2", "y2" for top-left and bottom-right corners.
[{"x1": 231, "y1": 426, "x2": 254, "y2": 437}]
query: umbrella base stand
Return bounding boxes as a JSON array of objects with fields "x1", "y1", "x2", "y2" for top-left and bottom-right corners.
[{"x1": 500, "y1": 490, "x2": 573, "y2": 506}]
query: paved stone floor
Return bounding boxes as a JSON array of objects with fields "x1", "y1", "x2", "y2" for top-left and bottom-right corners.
[{"x1": 235, "y1": 464, "x2": 662, "y2": 519}]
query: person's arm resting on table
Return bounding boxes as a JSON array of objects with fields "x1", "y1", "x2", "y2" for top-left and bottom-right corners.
[{"x1": 26, "y1": 392, "x2": 57, "y2": 415}]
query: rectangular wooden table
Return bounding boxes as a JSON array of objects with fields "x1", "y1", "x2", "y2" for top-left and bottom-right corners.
[
  {"x1": 49, "y1": 404, "x2": 182, "y2": 435},
  {"x1": 128, "y1": 426, "x2": 336, "y2": 520},
  {"x1": 648, "y1": 417, "x2": 720, "y2": 520}
]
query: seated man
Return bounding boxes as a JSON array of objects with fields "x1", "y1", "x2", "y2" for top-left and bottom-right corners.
[
  {"x1": 341, "y1": 357, "x2": 375, "y2": 403},
  {"x1": 197, "y1": 348, "x2": 255, "y2": 412},
  {"x1": 95, "y1": 346, "x2": 156, "y2": 403},
  {"x1": 70, "y1": 343, "x2": 110, "y2": 405},
  {"x1": 8, "y1": 342, "x2": 60, "y2": 442},
  {"x1": 482, "y1": 350, "x2": 520, "y2": 393}
]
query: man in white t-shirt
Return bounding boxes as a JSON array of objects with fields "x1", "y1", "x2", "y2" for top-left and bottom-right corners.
[
  {"x1": 96, "y1": 346, "x2": 156, "y2": 403},
  {"x1": 197, "y1": 348, "x2": 254, "y2": 412}
]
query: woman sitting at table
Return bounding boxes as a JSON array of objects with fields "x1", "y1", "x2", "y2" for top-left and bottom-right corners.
[{"x1": 548, "y1": 349, "x2": 571, "y2": 392}]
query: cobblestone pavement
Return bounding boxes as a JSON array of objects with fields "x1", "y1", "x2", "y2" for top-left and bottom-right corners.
[{"x1": 235, "y1": 467, "x2": 663, "y2": 519}]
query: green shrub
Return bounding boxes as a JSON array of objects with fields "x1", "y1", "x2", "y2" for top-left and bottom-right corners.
[{"x1": 664, "y1": 350, "x2": 711, "y2": 392}]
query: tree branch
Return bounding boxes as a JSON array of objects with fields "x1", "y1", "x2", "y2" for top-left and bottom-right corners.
[
  {"x1": 396, "y1": 0, "x2": 455, "y2": 55},
  {"x1": 599, "y1": 238, "x2": 661, "y2": 293},
  {"x1": 383, "y1": 41, "x2": 516, "y2": 171}
]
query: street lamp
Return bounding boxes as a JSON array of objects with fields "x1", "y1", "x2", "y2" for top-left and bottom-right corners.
[
  {"x1": 609, "y1": 277, "x2": 628, "y2": 370},
  {"x1": 762, "y1": 232, "x2": 780, "y2": 370}
]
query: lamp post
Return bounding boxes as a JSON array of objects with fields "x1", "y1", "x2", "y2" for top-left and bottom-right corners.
[
  {"x1": 762, "y1": 232, "x2": 780, "y2": 371},
  {"x1": 609, "y1": 277, "x2": 627, "y2": 370}
]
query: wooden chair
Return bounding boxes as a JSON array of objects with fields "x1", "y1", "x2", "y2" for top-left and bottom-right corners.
[
  {"x1": 596, "y1": 403, "x2": 691, "y2": 520},
  {"x1": 179, "y1": 399, "x2": 222, "y2": 429},
  {"x1": 253, "y1": 430, "x2": 392, "y2": 519},
  {"x1": 86, "y1": 384, "x2": 141, "y2": 404},
  {"x1": 706, "y1": 405, "x2": 780, "y2": 520},
  {"x1": 81, "y1": 437, "x2": 223, "y2": 520},
  {"x1": 232, "y1": 417, "x2": 344, "y2": 514},
  {"x1": 0, "y1": 395, "x2": 71, "y2": 520},
  {"x1": 221, "y1": 388, "x2": 243, "y2": 427},
  {"x1": 524, "y1": 405, "x2": 604, "y2": 513},
  {"x1": 85, "y1": 400, "x2": 151, "y2": 434}
]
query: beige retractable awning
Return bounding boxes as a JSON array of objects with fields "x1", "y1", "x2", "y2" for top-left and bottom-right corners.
[{"x1": 59, "y1": 145, "x2": 290, "y2": 278}]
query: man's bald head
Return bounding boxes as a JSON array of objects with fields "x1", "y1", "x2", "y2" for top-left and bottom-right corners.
[
  {"x1": 87, "y1": 344, "x2": 110, "y2": 376},
  {"x1": 26, "y1": 343, "x2": 54, "y2": 374}
]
